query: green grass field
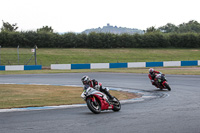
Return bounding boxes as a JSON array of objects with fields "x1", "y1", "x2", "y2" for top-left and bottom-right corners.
[
  {"x1": 1, "y1": 48, "x2": 200, "y2": 67},
  {"x1": 1, "y1": 48, "x2": 200, "y2": 75}
]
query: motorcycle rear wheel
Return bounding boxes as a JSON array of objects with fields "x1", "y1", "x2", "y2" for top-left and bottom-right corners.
[
  {"x1": 112, "y1": 97, "x2": 121, "y2": 112},
  {"x1": 86, "y1": 98, "x2": 101, "y2": 114}
]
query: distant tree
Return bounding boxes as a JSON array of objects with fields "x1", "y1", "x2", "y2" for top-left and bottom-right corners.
[
  {"x1": 158, "y1": 23, "x2": 178, "y2": 33},
  {"x1": 145, "y1": 26, "x2": 160, "y2": 33},
  {"x1": 158, "y1": 20, "x2": 200, "y2": 33},
  {"x1": 37, "y1": 26, "x2": 54, "y2": 33},
  {"x1": 0, "y1": 20, "x2": 18, "y2": 32},
  {"x1": 178, "y1": 20, "x2": 200, "y2": 33}
]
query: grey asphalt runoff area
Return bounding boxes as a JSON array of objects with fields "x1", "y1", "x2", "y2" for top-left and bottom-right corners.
[{"x1": 0, "y1": 73, "x2": 200, "y2": 133}]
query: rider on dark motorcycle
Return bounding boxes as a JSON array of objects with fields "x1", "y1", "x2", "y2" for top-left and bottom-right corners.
[
  {"x1": 81, "y1": 75, "x2": 114, "y2": 101},
  {"x1": 148, "y1": 68, "x2": 162, "y2": 87},
  {"x1": 154, "y1": 74, "x2": 167, "y2": 88}
]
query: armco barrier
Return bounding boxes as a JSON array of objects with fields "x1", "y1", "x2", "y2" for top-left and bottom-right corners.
[
  {"x1": 181, "y1": 60, "x2": 198, "y2": 66},
  {"x1": 146, "y1": 62, "x2": 163, "y2": 67},
  {"x1": 24, "y1": 65, "x2": 42, "y2": 70},
  {"x1": 51, "y1": 60, "x2": 200, "y2": 70},
  {"x1": 91, "y1": 63, "x2": 109, "y2": 69},
  {"x1": 163, "y1": 61, "x2": 181, "y2": 67},
  {"x1": 110, "y1": 63, "x2": 127, "y2": 68},
  {"x1": 0, "y1": 66, "x2": 5, "y2": 71},
  {"x1": 71, "y1": 64, "x2": 90, "y2": 69},
  {"x1": 0, "y1": 65, "x2": 42, "y2": 71}
]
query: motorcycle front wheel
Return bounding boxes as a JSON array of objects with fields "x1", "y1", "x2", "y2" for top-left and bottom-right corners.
[
  {"x1": 86, "y1": 98, "x2": 101, "y2": 114},
  {"x1": 112, "y1": 97, "x2": 121, "y2": 112},
  {"x1": 164, "y1": 83, "x2": 171, "y2": 91}
]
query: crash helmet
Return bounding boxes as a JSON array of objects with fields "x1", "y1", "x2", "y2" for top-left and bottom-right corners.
[
  {"x1": 149, "y1": 68, "x2": 154, "y2": 74},
  {"x1": 81, "y1": 75, "x2": 90, "y2": 85}
]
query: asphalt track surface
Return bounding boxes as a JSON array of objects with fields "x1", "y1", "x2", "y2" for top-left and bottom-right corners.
[{"x1": 0, "y1": 73, "x2": 200, "y2": 133}]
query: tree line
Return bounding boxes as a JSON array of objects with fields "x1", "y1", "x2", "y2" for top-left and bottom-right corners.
[{"x1": 0, "y1": 20, "x2": 200, "y2": 48}]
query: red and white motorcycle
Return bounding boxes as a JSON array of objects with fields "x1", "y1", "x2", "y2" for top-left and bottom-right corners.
[{"x1": 81, "y1": 85, "x2": 121, "y2": 114}]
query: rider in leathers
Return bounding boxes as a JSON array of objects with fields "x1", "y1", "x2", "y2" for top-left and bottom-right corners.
[
  {"x1": 148, "y1": 68, "x2": 162, "y2": 87},
  {"x1": 81, "y1": 75, "x2": 114, "y2": 101}
]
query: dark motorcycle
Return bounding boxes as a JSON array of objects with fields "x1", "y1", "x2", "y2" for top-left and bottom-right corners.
[
  {"x1": 154, "y1": 74, "x2": 171, "y2": 91},
  {"x1": 81, "y1": 85, "x2": 121, "y2": 114}
]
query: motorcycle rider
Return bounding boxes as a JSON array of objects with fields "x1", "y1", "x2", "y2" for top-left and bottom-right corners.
[
  {"x1": 81, "y1": 75, "x2": 114, "y2": 101},
  {"x1": 148, "y1": 68, "x2": 162, "y2": 87}
]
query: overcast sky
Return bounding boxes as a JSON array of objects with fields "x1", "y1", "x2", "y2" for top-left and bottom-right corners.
[{"x1": 0, "y1": 0, "x2": 200, "y2": 33}]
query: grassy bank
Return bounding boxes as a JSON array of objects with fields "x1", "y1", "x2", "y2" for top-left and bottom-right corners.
[
  {"x1": 0, "y1": 84, "x2": 139, "y2": 109},
  {"x1": 1, "y1": 48, "x2": 200, "y2": 67}
]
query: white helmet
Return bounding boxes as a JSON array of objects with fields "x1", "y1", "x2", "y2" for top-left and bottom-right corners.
[
  {"x1": 149, "y1": 68, "x2": 154, "y2": 74},
  {"x1": 81, "y1": 75, "x2": 90, "y2": 85}
]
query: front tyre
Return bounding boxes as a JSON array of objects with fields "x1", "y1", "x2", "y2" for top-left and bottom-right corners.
[
  {"x1": 86, "y1": 98, "x2": 101, "y2": 114},
  {"x1": 112, "y1": 97, "x2": 121, "y2": 112},
  {"x1": 164, "y1": 83, "x2": 171, "y2": 91}
]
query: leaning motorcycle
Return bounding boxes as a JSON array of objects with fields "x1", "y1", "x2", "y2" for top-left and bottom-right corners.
[
  {"x1": 81, "y1": 85, "x2": 121, "y2": 114},
  {"x1": 154, "y1": 74, "x2": 171, "y2": 91}
]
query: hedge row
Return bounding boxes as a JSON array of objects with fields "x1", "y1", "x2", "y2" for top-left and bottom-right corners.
[{"x1": 0, "y1": 31, "x2": 200, "y2": 48}]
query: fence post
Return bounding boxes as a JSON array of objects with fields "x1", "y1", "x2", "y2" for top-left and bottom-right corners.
[
  {"x1": 34, "y1": 45, "x2": 37, "y2": 65},
  {"x1": 17, "y1": 45, "x2": 19, "y2": 64},
  {"x1": 0, "y1": 45, "x2": 1, "y2": 65}
]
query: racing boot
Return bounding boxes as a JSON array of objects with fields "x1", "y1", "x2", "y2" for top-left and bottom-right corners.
[
  {"x1": 100, "y1": 87, "x2": 115, "y2": 102},
  {"x1": 104, "y1": 90, "x2": 114, "y2": 102}
]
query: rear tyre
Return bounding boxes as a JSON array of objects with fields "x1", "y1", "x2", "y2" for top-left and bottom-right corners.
[
  {"x1": 112, "y1": 97, "x2": 121, "y2": 112},
  {"x1": 164, "y1": 83, "x2": 171, "y2": 91},
  {"x1": 86, "y1": 98, "x2": 101, "y2": 114}
]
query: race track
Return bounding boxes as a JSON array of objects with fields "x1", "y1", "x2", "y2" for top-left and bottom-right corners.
[{"x1": 0, "y1": 73, "x2": 200, "y2": 133}]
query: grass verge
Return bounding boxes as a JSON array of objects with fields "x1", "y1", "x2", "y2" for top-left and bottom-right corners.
[
  {"x1": 0, "y1": 66, "x2": 200, "y2": 75},
  {"x1": 0, "y1": 84, "x2": 139, "y2": 109}
]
